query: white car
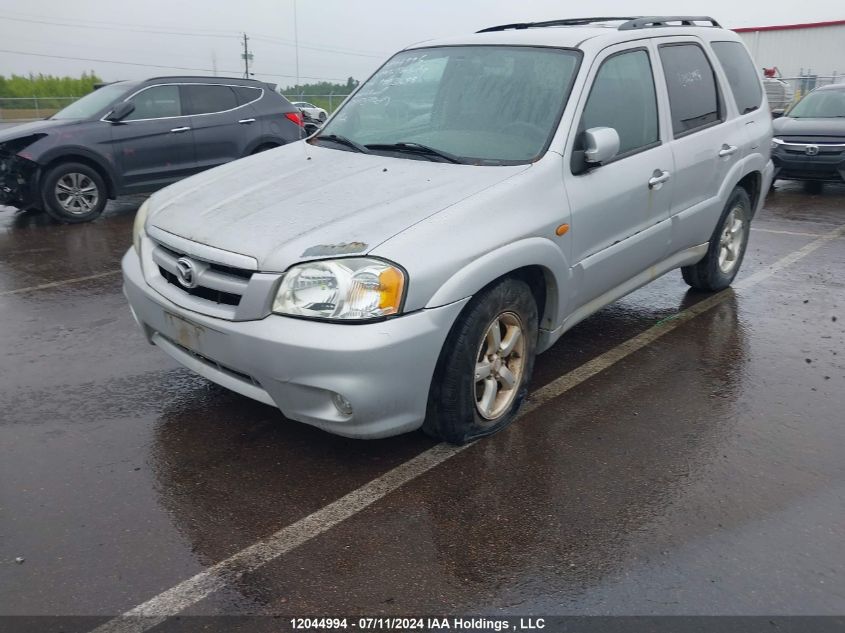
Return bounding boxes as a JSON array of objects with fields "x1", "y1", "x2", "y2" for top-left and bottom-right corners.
[{"x1": 292, "y1": 101, "x2": 327, "y2": 122}]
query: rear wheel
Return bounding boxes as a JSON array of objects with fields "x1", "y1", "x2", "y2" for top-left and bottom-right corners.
[
  {"x1": 681, "y1": 186, "x2": 751, "y2": 291},
  {"x1": 423, "y1": 277, "x2": 538, "y2": 445},
  {"x1": 41, "y1": 162, "x2": 107, "y2": 223}
]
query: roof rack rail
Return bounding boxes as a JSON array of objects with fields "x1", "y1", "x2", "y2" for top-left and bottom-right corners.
[
  {"x1": 618, "y1": 16, "x2": 721, "y2": 30},
  {"x1": 476, "y1": 15, "x2": 721, "y2": 34},
  {"x1": 477, "y1": 17, "x2": 637, "y2": 33}
]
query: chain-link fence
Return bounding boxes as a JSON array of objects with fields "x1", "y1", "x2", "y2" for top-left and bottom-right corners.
[
  {"x1": 282, "y1": 93, "x2": 349, "y2": 114},
  {"x1": 765, "y1": 75, "x2": 845, "y2": 113},
  {"x1": 0, "y1": 97, "x2": 78, "y2": 121}
]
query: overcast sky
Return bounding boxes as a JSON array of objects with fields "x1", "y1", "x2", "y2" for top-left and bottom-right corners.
[{"x1": 0, "y1": 0, "x2": 842, "y2": 90}]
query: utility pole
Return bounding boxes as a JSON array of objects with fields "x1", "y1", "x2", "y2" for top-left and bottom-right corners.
[
  {"x1": 293, "y1": 0, "x2": 300, "y2": 88},
  {"x1": 241, "y1": 33, "x2": 254, "y2": 78}
]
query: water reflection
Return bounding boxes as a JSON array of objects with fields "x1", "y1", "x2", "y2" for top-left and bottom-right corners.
[{"x1": 148, "y1": 295, "x2": 748, "y2": 612}]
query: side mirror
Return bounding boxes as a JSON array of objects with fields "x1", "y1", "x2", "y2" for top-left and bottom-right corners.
[
  {"x1": 583, "y1": 127, "x2": 620, "y2": 165},
  {"x1": 105, "y1": 101, "x2": 135, "y2": 122}
]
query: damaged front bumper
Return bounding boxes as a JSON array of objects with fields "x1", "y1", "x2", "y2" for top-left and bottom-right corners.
[
  {"x1": 0, "y1": 146, "x2": 40, "y2": 210},
  {"x1": 0, "y1": 134, "x2": 43, "y2": 209},
  {"x1": 0, "y1": 151, "x2": 39, "y2": 209}
]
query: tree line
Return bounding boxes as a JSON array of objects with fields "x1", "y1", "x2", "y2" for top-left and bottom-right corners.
[{"x1": 0, "y1": 72, "x2": 104, "y2": 98}]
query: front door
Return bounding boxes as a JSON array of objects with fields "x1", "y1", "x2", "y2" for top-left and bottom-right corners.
[
  {"x1": 111, "y1": 84, "x2": 196, "y2": 192},
  {"x1": 564, "y1": 44, "x2": 674, "y2": 309}
]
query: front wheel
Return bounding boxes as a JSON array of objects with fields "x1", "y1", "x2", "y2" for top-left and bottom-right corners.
[
  {"x1": 681, "y1": 186, "x2": 751, "y2": 291},
  {"x1": 41, "y1": 162, "x2": 107, "y2": 223},
  {"x1": 423, "y1": 277, "x2": 538, "y2": 444}
]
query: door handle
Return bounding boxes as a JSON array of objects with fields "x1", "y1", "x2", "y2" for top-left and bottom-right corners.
[
  {"x1": 648, "y1": 169, "x2": 671, "y2": 189},
  {"x1": 170, "y1": 126, "x2": 191, "y2": 133},
  {"x1": 718, "y1": 144, "x2": 738, "y2": 157},
  {"x1": 238, "y1": 118, "x2": 256, "y2": 124}
]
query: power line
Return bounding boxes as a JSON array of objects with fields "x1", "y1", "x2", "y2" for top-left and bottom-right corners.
[
  {"x1": 0, "y1": 15, "x2": 240, "y2": 40},
  {"x1": 1, "y1": 10, "x2": 240, "y2": 35},
  {"x1": 0, "y1": 48, "x2": 347, "y2": 81},
  {"x1": 0, "y1": 15, "x2": 389, "y2": 58}
]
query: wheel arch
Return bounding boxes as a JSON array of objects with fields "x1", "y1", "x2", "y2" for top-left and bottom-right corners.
[
  {"x1": 736, "y1": 170, "x2": 762, "y2": 217},
  {"x1": 39, "y1": 151, "x2": 118, "y2": 199},
  {"x1": 425, "y1": 237, "x2": 568, "y2": 334}
]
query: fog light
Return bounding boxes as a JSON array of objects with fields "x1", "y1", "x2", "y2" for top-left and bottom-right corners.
[{"x1": 332, "y1": 393, "x2": 353, "y2": 416}]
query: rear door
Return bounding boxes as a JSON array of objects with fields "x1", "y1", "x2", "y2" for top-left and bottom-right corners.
[
  {"x1": 654, "y1": 38, "x2": 743, "y2": 250},
  {"x1": 564, "y1": 44, "x2": 674, "y2": 308},
  {"x1": 111, "y1": 84, "x2": 196, "y2": 191},
  {"x1": 182, "y1": 83, "x2": 255, "y2": 171}
]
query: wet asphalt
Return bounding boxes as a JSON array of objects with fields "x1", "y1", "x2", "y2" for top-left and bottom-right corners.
[{"x1": 0, "y1": 178, "x2": 843, "y2": 621}]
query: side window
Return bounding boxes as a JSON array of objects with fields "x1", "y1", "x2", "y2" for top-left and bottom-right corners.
[
  {"x1": 711, "y1": 41, "x2": 763, "y2": 114},
  {"x1": 659, "y1": 43, "x2": 722, "y2": 136},
  {"x1": 182, "y1": 84, "x2": 239, "y2": 115},
  {"x1": 233, "y1": 86, "x2": 262, "y2": 106},
  {"x1": 125, "y1": 85, "x2": 182, "y2": 120},
  {"x1": 579, "y1": 49, "x2": 659, "y2": 157}
]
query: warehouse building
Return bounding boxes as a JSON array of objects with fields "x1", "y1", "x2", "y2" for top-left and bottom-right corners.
[{"x1": 735, "y1": 19, "x2": 845, "y2": 78}]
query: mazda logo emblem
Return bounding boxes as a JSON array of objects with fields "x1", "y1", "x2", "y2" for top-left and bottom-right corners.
[
  {"x1": 175, "y1": 257, "x2": 198, "y2": 288},
  {"x1": 805, "y1": 145, "x2": 819, "y2": 156}
]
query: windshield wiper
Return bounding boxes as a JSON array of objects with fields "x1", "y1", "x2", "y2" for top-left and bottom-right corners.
[
  {"x1": 365, "y1": 142, "x2": 467, "y2": 164},
  {"x1": 312, "y1": 134, "x2": 370, "y2": 154}
]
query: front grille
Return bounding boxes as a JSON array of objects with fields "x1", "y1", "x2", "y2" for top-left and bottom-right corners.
[
  {"x1": 152, "y1": 243, "x2": 253, "y2": 308},
  {"x1": 158, "y1": 266, "x2": 242, "y2": 305}
]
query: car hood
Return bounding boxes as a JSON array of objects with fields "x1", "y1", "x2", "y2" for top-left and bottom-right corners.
[
  {"x1": 773, "y1": 117, "x2": 845, "y2": 138},
  {"x1": 148, "y1": 141, "x2": 530, "y2": 272},
  {"x1": 0, "y1": 119, "x2": 77, "y2": 145}
]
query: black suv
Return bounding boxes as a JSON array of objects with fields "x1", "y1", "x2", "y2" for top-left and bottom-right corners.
[
  {"x1": 0, "y1": 76, "x2": 305, "y2": 222},
  {"x1": 771, "y1": 83, "x2": 845, "y2": 187}
]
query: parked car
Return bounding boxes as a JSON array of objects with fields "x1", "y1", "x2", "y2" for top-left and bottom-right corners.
[
  {"x1": 771, "y1": 83, "x2": 845, "y2": 186},
  {"x1": 123, "y1": 16, "x2": 773, "y2": 443},
  {"x1": 292, "y1": 101, "x2": 328, "y2": 122},
  {"x1": 0, "y1": 77, "x2": 305, "y2": 222}
]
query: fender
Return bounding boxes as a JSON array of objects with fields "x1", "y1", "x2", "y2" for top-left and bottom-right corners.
[
  {"x1": 37, "y1": 145, "x2": 119, "y2": 197},
  {"x1": 425, "y1": 236, "x2": 570, "y2": 333}
]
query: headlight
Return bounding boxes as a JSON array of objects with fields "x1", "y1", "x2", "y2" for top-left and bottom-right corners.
[
  {"x1": 133, "y1": 199, "x2": 150, "y2": 254},
  {"x1": 771, "y1": 137, "x2": 784, "y2": 149},
  {"x1": 273, "y1": 258, "x2": 406, "y2": 321}
]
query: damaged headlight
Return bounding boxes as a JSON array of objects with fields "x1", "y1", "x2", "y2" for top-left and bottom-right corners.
[
  {"x1": 272, "y1": 258, "x2": 406, "y2": 321},
  {"x1": 132, "y1": 199, "x2": 150, "y2": 254}
]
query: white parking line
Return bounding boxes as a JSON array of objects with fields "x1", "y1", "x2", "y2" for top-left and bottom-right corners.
[
  {"x1": 0, "y1": 270, "x2": 121, "y2": 297},
  {"x1": 92, "y1": 225, "x2": 844, "y2": 633},
  {"x1": 751, "y1": 227, "x2": 830, "y2": 238}
]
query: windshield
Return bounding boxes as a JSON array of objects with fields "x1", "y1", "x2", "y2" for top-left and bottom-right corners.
[
  {"x1": 51, "y1": 83, "x2": 133, "y2": 120},
  {"x1": 787, "y1": 89, "x2": 845, "y2": 118},
  {"x1": 318, "y1": 46, "x2": 581, "y2": 164}
]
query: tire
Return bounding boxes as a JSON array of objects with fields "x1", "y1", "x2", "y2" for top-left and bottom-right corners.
[
  {"x1": 41, "y1": 162, "x2": 107, "y2": 223},
  {"x1": 423, "y1": 277, "x2": 538, "y2": 445},
  {"x1": 681, "y1": 186, "x2": 751, "y2": 291}
]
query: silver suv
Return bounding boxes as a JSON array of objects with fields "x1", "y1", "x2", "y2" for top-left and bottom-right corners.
[{"x1": 123, "y1": 16, "x2": 773, "y2": 443}]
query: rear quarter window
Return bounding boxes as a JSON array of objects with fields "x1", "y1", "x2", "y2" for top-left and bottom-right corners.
[
  {"x1": 659, "y1": 43, "x2": 722, "y2": 137},
  {"x1": 234, "y1": 86, "x2": 262, "y2": 106},
  {"x1": 711, "y1": 41, "x2": 763, "y2": 114}
]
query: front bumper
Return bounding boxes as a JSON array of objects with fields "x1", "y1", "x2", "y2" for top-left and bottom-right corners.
[
  {"x1": 122, "y1": 249, "x2": 468, "y2": 439},
  {"x1": 771, "y1": 144, "x2": 845, "y2": 182},
  {"x1": 0, "y1": 152, "x2": 39, "y2": 209}
]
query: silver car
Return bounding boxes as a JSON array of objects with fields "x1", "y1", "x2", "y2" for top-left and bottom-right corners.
[{"x1": 123, "y1": 16, "x2": 774, "y2": 443}]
